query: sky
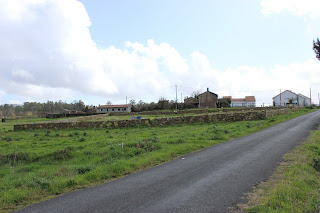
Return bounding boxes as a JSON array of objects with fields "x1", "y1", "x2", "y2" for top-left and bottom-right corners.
[{"x1": 1, "y1": 0, "x2": 320, "y2": 106}]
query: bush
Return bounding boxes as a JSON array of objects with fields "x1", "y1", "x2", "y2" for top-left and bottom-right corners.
[
  {"x1": 75, "y1": 166, "x2": 91, "y2": 174},
  {"x1": 3, "y1": 136, "x2": 12, "y2": 142}
]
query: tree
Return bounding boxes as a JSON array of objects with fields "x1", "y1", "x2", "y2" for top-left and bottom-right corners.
[
  {"x1": 129, "y1": 99, "x2": 136, "y2": 105},
  {"x1": 159, "y1": 96, "x2": 166, "y2": 101},
  {"x1": 313, "y1": 38, "x2": 320, "y2": 60},
  {"x1": 191, "y1": 90, "x2": 202, "y2": 98},
  {"x1": 137, "y1": 100, "x2": 145, "y2": 106},
  {"x1": 106, "y1": 101, "x2": 112, "y2": 105}
]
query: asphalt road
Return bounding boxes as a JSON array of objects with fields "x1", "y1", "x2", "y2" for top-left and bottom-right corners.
[{"x1": 17, "y1": 110, "x2": 320, "y2": 213}]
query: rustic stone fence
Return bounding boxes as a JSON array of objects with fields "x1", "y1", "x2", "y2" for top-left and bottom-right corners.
[
  {"x1": 109, "y1": 106, "x2": 285, "y2": 116},
  {"x1": 13, "y1": 108, "x2": 295, "y2": 131}
]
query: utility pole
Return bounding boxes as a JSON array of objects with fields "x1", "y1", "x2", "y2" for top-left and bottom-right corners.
[
  {"x1": 280, "y1": 89, "x2": 282, "y2": 107},
  {"x1": 318, "y1": 92, "x2": 319, "y2": 106},
  {"x1": 175, "y1": 85, "x2": 178, "y2": 110},
  {"x1": 310, "y1": 88, "x2": 312, "y2": 106},
  {"x1": 126, "y1": 96, "x2": 127, "y2": 106},
  {"x1": 181, "y1": 93, "x2": 182, "y2": 104}
]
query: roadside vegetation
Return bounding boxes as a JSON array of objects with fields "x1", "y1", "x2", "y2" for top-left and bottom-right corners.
[
  {"x1": 235, "y1": 120, "x2": 320, "y2": 212},
  {"x1": 0, "y1": 108, "x2": 314, "y2": 212}
]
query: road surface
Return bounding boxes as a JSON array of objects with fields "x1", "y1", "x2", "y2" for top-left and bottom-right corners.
[{"x1": 17, "y1": 110, "x2": 320, "y2": 213}]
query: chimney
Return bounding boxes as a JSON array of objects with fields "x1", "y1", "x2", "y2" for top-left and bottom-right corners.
[{"x1": 207, "y1": 88, "x2": 209, "y2": 92}]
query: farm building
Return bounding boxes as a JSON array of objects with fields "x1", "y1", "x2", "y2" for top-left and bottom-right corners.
[
  {"x1": 273, "y1": 90, "x2": 311, "y2": 106},
  {"x1": 97, "y1": 104, "x2": 132, "y2": 113},
  {"x1": 223, "y1": 96, "x2": 256, "y2": 107},
  {"x1": 184, "y1": 88, "x2": 218, "y2": 108}
]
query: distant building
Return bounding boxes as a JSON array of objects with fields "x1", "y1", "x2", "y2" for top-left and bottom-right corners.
[
  {"x1": 184, "y1": 96, "x2": 199, "y2": 108},
  {"x1": 199, "y1": 88, "x2": 218, "y2": 108},
  {"x1": 223, "y1": 96, "x2": 256, "y2": 107},
  {"x1": 184, "y1": 88, "x2": 218, "y2": 108},
  {"x1": 273, "y1": 90, "x2": 311, "y2": 106},
  {"x1": 97, "y1": 104, "x2": 132, "y2": 113}
]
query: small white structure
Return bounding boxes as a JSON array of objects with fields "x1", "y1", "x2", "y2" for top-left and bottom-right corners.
[
  {"x1": 273, "y1": 90, "x2": 311, "y2": 106},
  {"x1": 223, "y1": 96, "x2": 256, "y2": 107},
  {"x1": 97, "y1": 104, "x2": 132, "y2": 113}
]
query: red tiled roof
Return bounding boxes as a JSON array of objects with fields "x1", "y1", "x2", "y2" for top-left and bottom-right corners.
[
  {"x1": 232, "y1": 98, "x2": 246, "y2": 102},
  {"x1": 245, "y1": 96, "x2": 256, "y2": 102},
  {"x1": 97, "y1": 104, "x2": 132, "y2": 109},
  {"x1": 229, "y1": 96, "x2": 256, "y2": 102}
]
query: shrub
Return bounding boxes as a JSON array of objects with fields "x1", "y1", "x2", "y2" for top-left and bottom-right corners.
[
  {"x1": 224, "y1": 129, "x2": 232, "y2": 134},
  {"x1": 3, "y1": 136, "x2": 13, "y2": 142},
  {"x1": 312, "y1": 157, "x2": 320, "y2": 171},
  {"x1": 79, "y1": 138, "x2": 86, "y2": 142},
  {"x1": 75, "y1": 166, "x2": 91, "y2": 174},
  {"x1": 65, "y1": 179, "x2": 77, "y2": 187},
  {"x1": 52, "y1": 147, "x2": 73, "y2": 161}
]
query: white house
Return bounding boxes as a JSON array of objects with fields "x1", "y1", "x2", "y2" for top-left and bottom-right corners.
[
  {"x1": 97, "y1": 104, "x2": 132, "y2": 114},
  {"x1": 273, "y1": 90, "x2": 311, "y2": 106},
  {"x1": 223, "y1": 96, "x2": 256, "y2": 107}
]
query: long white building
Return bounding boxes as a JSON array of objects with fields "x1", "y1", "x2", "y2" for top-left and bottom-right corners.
[
  {"x1": 96, "y1": 104, "x2": 132, "y2": 113},
  {"x1": 273, "y1": 90, "x2": 311, "y2": 106}
]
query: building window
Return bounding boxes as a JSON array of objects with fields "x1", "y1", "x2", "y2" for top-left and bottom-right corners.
[
  {"x1": 124, "y1": 108, "x2": 126, "y2": 111},
  {"x1": 112, "y1": 108, "x2": 114, "y2": 111},
  {"x1": 101, "y1": 109, "x2": 103, "y2": 112},
  {"x1": 118, "y1": 108, "x2": 120, "y2": 111}
]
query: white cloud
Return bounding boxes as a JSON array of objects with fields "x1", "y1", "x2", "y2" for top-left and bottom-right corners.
[
  {"x1": 0, "y1": 0, "x2": 202, "y2": 102},
  {"x1": 261, "y1": 0, "x2": 320, "y2": 19},
  {"x1": 0, "y1": 0, "x2": 117, "y2": 99}
]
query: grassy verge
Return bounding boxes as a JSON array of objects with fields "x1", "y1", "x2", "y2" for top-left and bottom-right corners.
[
  {"x1": 235, "y1": 119, "x2": 320, "y2": 212},
  {"x1": 0, "y1": 108, "x2": 314, "y2": 212}
]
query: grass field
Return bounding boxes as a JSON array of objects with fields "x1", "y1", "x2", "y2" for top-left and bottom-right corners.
[
  {"x1": 0, "y1": 117, "x2": 68, "y2": 131},
  {"x1": 0, "y1": 108, "x2": 313, "y2": 212},
  {"x1": 236, "y1": 117, "x2": 320, "y2": 212}
]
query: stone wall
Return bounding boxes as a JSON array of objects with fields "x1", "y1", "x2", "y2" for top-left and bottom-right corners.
[
  {"x1": 14, "y1": 111, "x2": 264, "y2": 130},
  {"x1": 110, "y1": 106, "x2": 284, "y2": 116},
  {"x1": 13, "y1": 108, "x2": 297, "y2": 131}
]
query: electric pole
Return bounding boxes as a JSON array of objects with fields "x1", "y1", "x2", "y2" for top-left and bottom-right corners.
[
  {"x1": 310, "y1": 88, "x2": 312, "y2": 106},
  {"x1": 280, "y1": 89, "x2": 281, "y2": 107},
  {"x1": 175, "y1": 85, "x2": 177, "y2": 110}
]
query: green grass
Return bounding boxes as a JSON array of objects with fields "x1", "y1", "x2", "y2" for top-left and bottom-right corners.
[
  {"x1": 0, "y1": 117, "x2": 69, "y2": 131},
  {"x1": 236, "y1": 117, "x2": 320, "y2": 212},
  {"x1": 0, "y1": 108, "x2": 313, "y2": 212}
]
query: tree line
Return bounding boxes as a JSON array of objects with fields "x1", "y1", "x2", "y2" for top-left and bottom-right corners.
[{"x1": 0, "y1": 100, "x2": 85, "y2": 118}]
